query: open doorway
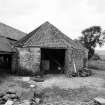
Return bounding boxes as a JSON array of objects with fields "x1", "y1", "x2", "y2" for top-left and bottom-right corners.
[
  {"x1": 0, "y1": 54, "x2": 12, "y2": 73},
  {"x1": 41, "y1": 48, "x2": 66, "y2": 74}
]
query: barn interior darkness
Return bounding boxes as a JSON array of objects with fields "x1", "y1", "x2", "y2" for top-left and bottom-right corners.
[
  {"x1": 0, "y1": 54, "x2": 12, "y2": 73},
  {"x1": 41, "y1": 48, "x2": 66, "y2": 74}
]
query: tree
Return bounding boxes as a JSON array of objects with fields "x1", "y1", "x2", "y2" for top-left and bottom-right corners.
[{"x1": 79, "y1": 26, "x2": 105, "y2": 59}]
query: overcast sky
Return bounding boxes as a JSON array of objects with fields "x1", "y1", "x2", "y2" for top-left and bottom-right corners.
[{"x1": 0, "y1": 0, "x2": 105, "y2": 50}]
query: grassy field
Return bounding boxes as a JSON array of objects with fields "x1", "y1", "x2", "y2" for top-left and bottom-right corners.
[{"x1": 88, "y1": 60, "x2": 105, "y2": 70}]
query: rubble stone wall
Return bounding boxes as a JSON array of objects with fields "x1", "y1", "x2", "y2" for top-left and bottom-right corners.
[
  {"x1": 14, "y1": 47, "x2": 87, "y2": 76},
  {"x1": 16, "y1": 47, "x2": 40, "y2": 74},
  {"x1": 65, "y1": 48, "x2": 87, "y2": 76}
]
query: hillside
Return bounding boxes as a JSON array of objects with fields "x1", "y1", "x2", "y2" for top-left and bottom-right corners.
[
  {"x1": 95, "y1": 50, "x2": 105, "y2": 60},
  {"x1": 95, "y1": 50, "x2": 105, "y2": 55}
]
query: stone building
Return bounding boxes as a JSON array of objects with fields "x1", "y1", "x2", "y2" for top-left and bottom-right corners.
[
  {"x1": 14, "y1": 22, "x2": 88, "y2": 76},
  {"x1": 0, "y1": 23, "x2": 26, "y2": 71}
]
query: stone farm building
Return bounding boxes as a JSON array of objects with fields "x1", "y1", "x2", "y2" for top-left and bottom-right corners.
[
  {"x1": 14, "y1": 22, "x2": 88, "y2": 76},
  {"x1": 0, "y1": 23, "x2": 26, "y2": 71}
]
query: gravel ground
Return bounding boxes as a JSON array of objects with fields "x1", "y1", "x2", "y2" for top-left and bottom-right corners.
[
  {"x1": 40, "y1": 76, "x2": 105, "y2": 90},
  {"x1": 0, "y1": 71, "x2": 105, "y2": 104}
]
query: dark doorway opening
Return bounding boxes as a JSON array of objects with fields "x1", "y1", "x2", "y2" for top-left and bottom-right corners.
[
  {"x1": 41, "y1": 48, "x2": 66, "y2": 74},
  {"x1": 0, "y1": 54, "x2": 12, "y2": 73}
]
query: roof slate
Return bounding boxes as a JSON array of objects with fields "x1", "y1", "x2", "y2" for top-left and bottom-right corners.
[
  {"x1": 0, "y1": 36, "x2": 14, "y2": 52},
  {"x1": 0, "y1": 23, "x2": 26, "y2": 40},
  {"x1": 15, "y1": 21, "x2": 85, "y2": 50}
]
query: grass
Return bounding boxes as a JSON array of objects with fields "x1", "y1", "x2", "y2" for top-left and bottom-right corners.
[
  {"x1": 41, "y1": 86, "x2": 105, "y2": 105},
  {"x1": 36, "y1": 75, "x2": 105, "y2": 104},
  {"x1": 1, "y1": 69, "x2": 105, "y2": 104},
  {"x1": 88, "y1": 60, "x2": 105, "y2": 70},
  {"x1": 42, "y1": 87, "x2": 92, "y2": 102}
]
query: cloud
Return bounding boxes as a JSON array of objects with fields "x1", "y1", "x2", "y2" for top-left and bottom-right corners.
[
  {"x1": 0, "y1": 0, "x2": 105, "y2": 50},
  {"x1": 0, "y1": 0, "x2": 39, "y2": 16},
  {"x1": 58, "y1": 0, "x2": 84, "y2": 12},
  {"x1": 87, "y1": 0, "x2": 105, "y2": 14},
  {"x1": 0, "y1": 0, "x2": 105, "y2": 41}
]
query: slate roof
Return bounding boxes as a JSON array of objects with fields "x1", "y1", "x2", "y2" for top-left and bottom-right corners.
[
  {"x1": 0, "y1": 36, "x2": 14, "y2": 52},
  {"x1": 0, "y1": 23, "x2": 26, "y2": 40},
  {"x1": 15, "y1": 21, "x2": 85, "y2": 50}
]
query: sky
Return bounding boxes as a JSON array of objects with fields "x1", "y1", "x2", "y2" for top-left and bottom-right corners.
[{"x1": 0, "y1": 0, "x2": 105, "y2": 50}]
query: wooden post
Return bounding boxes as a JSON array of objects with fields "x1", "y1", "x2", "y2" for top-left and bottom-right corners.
[
  {"x1": 73, "y1": 58, "x2": 77, "y2": 73},
  {"x1": 72, "y1": 47, "x2": 77, "y2": 73}
]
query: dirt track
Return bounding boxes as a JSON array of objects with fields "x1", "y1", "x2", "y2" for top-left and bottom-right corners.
[
  {"x1": 1, "y1": 70, "x2": 105, "y2": 104},
  {"x1": 41, "y1": 76, "x2": 105, "y2": 90}
]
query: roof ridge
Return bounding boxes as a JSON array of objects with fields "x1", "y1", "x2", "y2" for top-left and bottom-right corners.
[{"x1": 0, "y1": 22, "x2": 26, "y2": 34}]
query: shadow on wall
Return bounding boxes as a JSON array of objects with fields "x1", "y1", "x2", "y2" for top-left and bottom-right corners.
[
  {"x1": 13, "y1": 66, "x2": 42, "y2": 76},
  {"x1": 13, "y1": 68, "x2": 36, "y2": 76}
]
